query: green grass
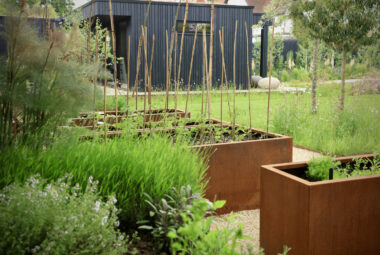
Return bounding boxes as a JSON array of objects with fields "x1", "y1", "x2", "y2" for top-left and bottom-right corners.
[
  {"x1": 100, "y1": 81, "x2": 380, "y2": 155},
  {"x1": 0, "y1": 134, "x2": 208, "y2": 226}
]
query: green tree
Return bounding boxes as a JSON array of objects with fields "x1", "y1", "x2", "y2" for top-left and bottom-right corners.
[
  {"x1": 291, "y1": 0, "x2": 380, "y2": 110},
  {"x1": 4, "y1": 0, "x2": 74, "y2": 16},
  {"x1": 291, "y1": 17, "x2": 320, "y2": 114}
]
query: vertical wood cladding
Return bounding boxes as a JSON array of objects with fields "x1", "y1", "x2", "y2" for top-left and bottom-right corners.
[{"x1": 80, "y1": 0, "x2": 267, "y2": 89}]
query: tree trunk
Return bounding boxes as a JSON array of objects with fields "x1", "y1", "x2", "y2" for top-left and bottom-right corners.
[
  {"x1": 340, "y1": 50, "x2": 346, "y2": 110},
  {"x1": 311, "y1": 39, "x2": 318, "y2": 114},
  {"x1": 305, "y1": 52, "x2": 307, "y2": 71}
]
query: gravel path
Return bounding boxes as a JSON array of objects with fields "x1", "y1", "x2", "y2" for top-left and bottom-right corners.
[
  {"x1": 103, "y1": 85, "x2": 307, "y2": 96},
  {"x1": 212, "y1": 209, "x2": 261, "y2": 252},
  {"x1": 213, "y1": 146, "x2": 323, "y2": 252},
  {"x1": 293, "y1": 145, "x2": 323, "y2": 162}
]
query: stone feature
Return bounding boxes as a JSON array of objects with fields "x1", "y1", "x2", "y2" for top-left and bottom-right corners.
[
  {"x1": 258, "y1": 77, "x2": 280, "y2": 89},
  {"x1": 251, "y1": 75, "x2": 262, "y2": 88}
]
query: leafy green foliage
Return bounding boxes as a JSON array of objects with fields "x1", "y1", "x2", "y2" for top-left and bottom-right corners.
[
  {"x1": 290, "y1": 0, "x2": 379, "y2": 53},
  {"x1": 139, "y1": 185, "x2": 205, "y2": 251},
  {"x1": 0, "y1": 175, "x2": 129, "y2": 255},
  {"x1": 167, "y1": 197, "x2": 245, "y2": 255},
  {"x1": 141, "y1": 185, "x2": 286, "y2": 254},
  {"x1": 0, "y1": 134, "x2": 208, "y2": 226},
  {"x1": 334, "y1": 155, "x2": 380, "y2": 179},
  {"x1": 307, "y1": 155, "x2": 380, "y2": 181},
  {"x1": 3, "y1": 0, "x2": 74, "y2": 16},
  {"x1": 307, "y1": 157, "x2": 340, "y2": 181},
  {"x1": 271, "y1": 88, "x2": 380, "y2": 155},
  {"x1": 0, "y1": 12, "x2": 105, "y2": 148}
]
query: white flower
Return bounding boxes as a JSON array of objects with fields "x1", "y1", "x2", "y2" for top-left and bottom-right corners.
[
  {"x1": 110, "y1": 196, "x2": 117, "y2": 204},
  {"x1": 88, "y1": 176, "x2": 94, "y2": 184},
  {"x1": 94, "y1": 201, "x2": 101, "y2": 212},
  {"x1": 31, "y1": 245, "x2": 40, "y2": 253},
  {"x1": 101, "y1": 216, "x2": 108, "y2": 226},
  {"x1": 114, "y1": 220, "x2": 120, "y2": 227}
]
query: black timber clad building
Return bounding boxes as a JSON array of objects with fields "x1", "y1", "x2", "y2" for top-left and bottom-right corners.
[
  {"x1": 0, "y1": 16, "x2": 61, "y2": 56},
  {"x1": 80, "y1": 0, "x2": 269, "y2": 89}
]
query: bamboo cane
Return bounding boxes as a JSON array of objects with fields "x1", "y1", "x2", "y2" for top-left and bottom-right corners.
[
  {"x1": 233, "y1": 20, "x2": 238, "y2": 138},
  {"x1": 207, "y1": 2, "x2": 214, "y2": 121},
  {"x1": 173, "y1": 32, "x2": 177, "y2": 114},
  {"x1": 201, "y1": 43, "x2": 205, "y2": 121},
  {"x1": 175, "y1": 1, "x2": 189, "y2": 118},
  {"x1": 219, "y1": 28, "x2": 231, "y2": 122},
  {"x1": 166, "y1": 1, "x2": 182, "y2": 112},
  {"x1": 219, "y1": 30, "x2": 223, "y2": 127},
  {"x1": 103, "y1": 33, "x2": 108, "y2": 139},
  {"x1": 93, "y1": 26, "x2": 99, "y2": 129},
  {"x1": 266, "y1": 18, "x2": 275, "y2": 136},
  {"x1": 134, "y1": 34, "x2": 143, "y2": 111},
  {"x1": 185, "y1": 26, "x2": 198, "y2": 118},
  {"x1": 165, "y1": 30, "x2": 169, "y2": 110},
  {"x1": 148, "y1": 34, "x2": 155, "y2": 130},
  {"x1": 133, "y1": 0, "x2": 152, "y2": 112},
  {"x1": 245, "y1": 21, "x2": 252, "y2": 130},
  {"x1": 108, "y1": 0, "x2": 118, "y2": 125},
  {"x1": 87, "y1": 0, "x2": 94, "y2": 64},
  {"x1": 221, "y1": 27, "x2": 232, "y2": 119},
  {"x1": 202, "y1": 29, "x2": 208, "y2": 122},
  {"x1": 126, "y1": 36, "x2": 130, "y2": 115},
  {"x1": 142, "y1": 26, "x2": 148, "y2": 119}
]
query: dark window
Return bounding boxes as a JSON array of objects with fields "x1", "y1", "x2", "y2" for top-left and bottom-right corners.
[{"x1": 176, "y1": 21, "x2": 210, "y2": 33}]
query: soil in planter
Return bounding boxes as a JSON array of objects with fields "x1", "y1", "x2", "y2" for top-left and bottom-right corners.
[
  {"x1": 81, "y1": 119, "x2": 217, "y2": 131},
  {"x1": 81, "y1": 119, "x2": 278, "y2": 145},
  {"x1": 157, "y1": 125, "x2": 269, "y2": 145},
  {"x1": 80, "y1": 109, "x2": 179, "y2": 118}
]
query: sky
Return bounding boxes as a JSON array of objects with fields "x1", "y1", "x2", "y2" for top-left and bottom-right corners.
[{"x1": 73, "y1": 0, "x2": 88, "y2": 8}]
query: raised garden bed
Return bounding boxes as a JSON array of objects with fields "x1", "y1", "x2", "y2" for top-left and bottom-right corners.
[
  {"x1": 82, "y1": 119, "x2": 293, "y2": 214},
  {"x1": 71, "y1": 109, "x2": 190, "y2": 126},
  {"x1": 193, "y1": 122, "x2": 292, "y2": 214},
  {"x1": 260, "y1": 154, "x2": 380, "y2": 255}
]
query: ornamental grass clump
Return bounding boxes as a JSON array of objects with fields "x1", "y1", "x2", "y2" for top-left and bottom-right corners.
[
  {"x1": 0, "y1": 134, "x2": 208, "y2": 226},
  {"x1": 0, "y1": 175, "x2": 129, "y2": 255},
  {"x1": 0, "y1": 5, "x2": 107, "y2": 148}
]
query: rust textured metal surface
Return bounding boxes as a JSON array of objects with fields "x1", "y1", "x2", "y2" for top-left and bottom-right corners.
[
  {"x1": 260, "y1": 154, "x2": 380, "y2": 255},
  {"x1": 193, "y1": 127, "x2": 293, "y2": 214},
  {"x1": 79, "y1": 118, "x2": 293, "y2": 215}
]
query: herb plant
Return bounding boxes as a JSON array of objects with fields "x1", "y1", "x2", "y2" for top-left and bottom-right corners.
[
  {"x1": 307, "y1": 156, "x2": 380, "y2": 181},
  {"x1": 139, "y1": 185, "x2": 205, "y2": 251},
  {"x1": 307, "y1": 157, "x2": 340, "y2": 181},
  {"x1": 334, "y1": 156, "x2": 380, "y2": 179},
  {"x1": 0, "y1": 134, "x2": 208, "y2": 226},
  {"x1": 0, "y1": 175, "x2": 129, "y2": 255}
]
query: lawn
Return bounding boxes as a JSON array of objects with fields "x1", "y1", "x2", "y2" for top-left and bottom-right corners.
[{"x1": 101, "y1": 81, "x2": 380, "y2": 156}]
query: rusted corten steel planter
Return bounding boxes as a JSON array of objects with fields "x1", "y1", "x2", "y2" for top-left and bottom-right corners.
[
  {"x1": 80, "y1": 118, "x2": 293, "y2": 214},
  {"x1": 260, "y1": 154, "x2": 380, "y2": 255},
  {"x1": 72, "y1": 109, "x2": 189, "y2": 126},
  {"x1": 192, "y1": 124, "x2": 293, "y2": 214}
]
